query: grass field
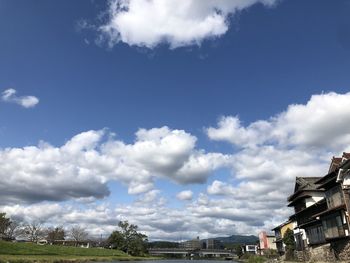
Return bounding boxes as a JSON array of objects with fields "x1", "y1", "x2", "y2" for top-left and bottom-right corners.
[{"x1": 0, "y1": 241, "x2": 150, "y2": 263}]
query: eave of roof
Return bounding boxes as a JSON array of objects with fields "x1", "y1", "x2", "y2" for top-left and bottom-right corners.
[
  {"x1": 288, "y1": 194, "x2": 312, "y2": 207},
  {"x1": 287, "y1": 189, "x2": 324, "y2": 203},
  {"x1": 315, "y1": 171, "x2": 337, "y2": 185},
  {"x1": 312, "y1": 204, "x2": 346, "y2": 218},
  {"x1": 288, "y1": 199, "x2": 327, "y2": 218},
  {"x1": 271, "y1": 220, "x2": 293, "y2": 231},
  {"x1": 298, "y1": 219, "x2": 322, "y2": 228},
  {"x1": 317, "y1": 176, "x2": 337, "y2": 190}
]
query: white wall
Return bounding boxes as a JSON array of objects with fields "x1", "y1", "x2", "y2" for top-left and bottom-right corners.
[{"x1": 305, "y1": 193, "x2": 324, "y2": 207}]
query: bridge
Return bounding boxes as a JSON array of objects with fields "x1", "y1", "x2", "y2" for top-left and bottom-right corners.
[{"x1": 148, "y1": 248, "x2": 234, "y2": 257}]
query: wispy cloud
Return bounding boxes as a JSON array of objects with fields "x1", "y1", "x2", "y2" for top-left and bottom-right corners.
[
  {"x1": 1, "y1": 88, "x2": 39, "y2": 108},
  {"x1": 98, "y1": 0, "x2": 279, "y2": 49}
]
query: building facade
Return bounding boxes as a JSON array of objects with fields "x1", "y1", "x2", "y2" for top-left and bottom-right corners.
[
  {"x1": 243, "y1": 244, "x2": 258, "y2": 254},
  {"x1": 272, "y1": 220, "x2": 296, "y2": 254},
  {"x1": 202, "y1": 238, "x2": 223, "y2": 249},
  {"x1": 179, "y1": 237, "x2": 201, "y2": 250},
  {"x1": 279, "y1": 153, "x2": 350, "y2": 261},
  {"x1": 258, "y1": 231, "x2": 277, "y2": 254}
]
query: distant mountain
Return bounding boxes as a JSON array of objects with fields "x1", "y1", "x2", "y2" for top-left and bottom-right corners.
[{"x1": 214, "y1": 235, "x2": 259, "y2": 245}]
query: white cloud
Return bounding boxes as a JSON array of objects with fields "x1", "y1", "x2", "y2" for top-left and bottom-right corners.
[
  {"x1": 2, "y1": 92, "x2": 350, "y2": 239},
  {"x1": 207, "y1": 92, "x2": 350, "y2": 152},
  {"x1": 1, "y1": 88, "x2": 39, "y2": 108},
  {"x1": 0, "y1": 127, "x2": 229, "y2": 204},
  {"x1": 204, "y1": 92, "x2": 350, "y2": 231},
  {"x1": 99, "y1": 0, "x2": 279, "y2": 49},
  {"x1": 0, "y1": 199, "x2": 262, "y2": 241},
  {"x1": 207, "y1": 116, "x2": 271, "y2": 147},
  {"x1": 176, "y1": 190, "x2": 193, "y2": 201}
]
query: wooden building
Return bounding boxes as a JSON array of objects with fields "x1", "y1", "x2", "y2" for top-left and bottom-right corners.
[
  {"x1": 314, "y1": 154, "x2": 350, "y2": 242},
  {"x1": 287, "y1": 176, "x2": 327, "y2": 250},
  {"x1": 280, "y1": 153, "x2": 350, "y2": 261}
]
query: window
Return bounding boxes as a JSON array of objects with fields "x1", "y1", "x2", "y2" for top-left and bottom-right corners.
[
  {"x1": 275, "y1": 230, "x2": 281, "y2": 239},
  {"x1": 247, "y1": 245, "x2": 255, "y2": 250},
  {"x1": 322, "y1": 213, "x2": 346, "y2": 239},
  {"x1": 325, "y1": 186, "x2": 344, "y2": 208},
  {"x1": 306, "y1": 225, "x2": 325, "y2": 245}
]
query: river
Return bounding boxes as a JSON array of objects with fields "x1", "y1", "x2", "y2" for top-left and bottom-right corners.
[{"x1": 97, "y1": 260, "x2": 239, "y2": 263}]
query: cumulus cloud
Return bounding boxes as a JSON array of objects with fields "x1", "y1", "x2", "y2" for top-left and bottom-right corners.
[
  {"x1": 0, "y1": 199, "x2": 260, "y2": 240},
  {"x1": 204, "y1": 92, "x2": 350, "y2": 231},
  {"x1": 98, "y1": 0, "x2": 279, "y2": 49},
  {"x1": 0, "y1": 127, "x2": 229, "y2": 205},
  {"x1": 207, "y1": 92, "x2": 350, "y2": 152},
  {"x1": 176, "y1": 190, "x2": 193, "y2": 201},
  {"x1": 1, "y1": 89, "x2": 39, "y2": 108},
  {"x1": 2, "y1": 92, "x2": 350, "y2": 239}
]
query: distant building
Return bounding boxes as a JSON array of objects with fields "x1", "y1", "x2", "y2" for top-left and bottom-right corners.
[
  {"x1": 243, "y1": 244, "x2": 258, "y2": 254},
  {"x1": 258, "y1": 231, "x2": 276, "y2": 254},
  {"x1": 180, "y1": 236, "x2": 201, "y2": 250},
  {"x1": 202, "y1": 238, "x2": 223, "y2": 249}
]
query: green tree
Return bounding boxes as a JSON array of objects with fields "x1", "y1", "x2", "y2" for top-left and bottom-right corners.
[
  {"x1": 233, "y1": 244, "x2": 243, "y2": 258},
  {"x1": 108, "y1": 221, "x2": 148, "y2": 256},
  {"x1": 282, "y1": 228, "x2": 295, "y2": 260},
  {"x1": 0, "y1": 213, "x2": 11, "y2": 240}
]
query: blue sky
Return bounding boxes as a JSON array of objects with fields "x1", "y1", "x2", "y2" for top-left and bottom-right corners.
[{"x1": 1, "y1": 0, "x2": 350, "y2": 240}]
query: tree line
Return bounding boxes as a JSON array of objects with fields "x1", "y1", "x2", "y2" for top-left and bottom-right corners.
[
  {"x1": 0, "y1": 213, "x2": 148, "y2": 256},
  {"x1": 0, "y1": 213, "x2": 88, "y2": 243}
]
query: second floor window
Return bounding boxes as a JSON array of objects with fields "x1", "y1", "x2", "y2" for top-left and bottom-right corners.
[
  {"x1": 325, "y1": 186, "x2": 344, "y2": 208},
  {"x1": 322, "y1": 213, "x2": 346, "y2": 239}
]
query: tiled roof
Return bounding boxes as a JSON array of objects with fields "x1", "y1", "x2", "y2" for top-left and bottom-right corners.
[
  {"x1": 329, "y1": 157, "x2": 343, "y2": 173},
  {"x1": 288, "y1": 177, "x2": 323, "y2": 202},
  {"x1": 342, "y1": 152, "x2": 350, "y2": 159},
  {"x1": 295, "y1": 177, "x2": 323, "y2": 191}
]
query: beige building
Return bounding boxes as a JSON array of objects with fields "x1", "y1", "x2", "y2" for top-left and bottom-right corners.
[
  {"x1": 258, "y1": 231, "x2": 277, "y2": 254},
  {"x1": 180, "y1": 237, "x2": 201, "y2": 250}
]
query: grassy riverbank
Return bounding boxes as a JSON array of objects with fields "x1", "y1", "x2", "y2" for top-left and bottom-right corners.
[{"x1": 0, "y1": 241, "x2": 153, "y2": 263}]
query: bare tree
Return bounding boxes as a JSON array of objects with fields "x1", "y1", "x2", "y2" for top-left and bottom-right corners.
[
  {"x1": 23, "y1": 222, "x2": 45, "y2": 242},
  {"x1": 47, "y1": 226, "x2": 65, "y2": 242},
  {"x1": 6, "y1": 220, "x2": 20, "y2": 240},
  {"x1": 70, "y1": 226, "x2": 88, "y2": 245}
]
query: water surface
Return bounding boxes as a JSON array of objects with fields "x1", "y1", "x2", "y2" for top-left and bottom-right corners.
[{"x1": 102, "y1": 260, "x2": 239, "y2": 263}]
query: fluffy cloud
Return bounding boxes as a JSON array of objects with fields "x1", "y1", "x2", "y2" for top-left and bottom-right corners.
[
  {"x1": 0, "y1": 127, "x2": 229, "y2": 204},
  {"x1": 99, "y1": 0, "x2": 278, "y2": 49},
  {"x1": 2, "y1": 92, "x2": 350, "y2": 239},
  {"x1": 176, "y1": 190, "x2": 193, "y2": 201},
  {"x1": 204, "y1": 92, "x2": 350, "y2": 231},
  {"x1": 207, "y1": 92, "x2": 350, "y2": 152},
  {"x1": 1, "y1": 89, "x2": 39, "y2": 108},
  {"x1": 0, "y1": 199, "x2": 264, "y2": 241}
]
